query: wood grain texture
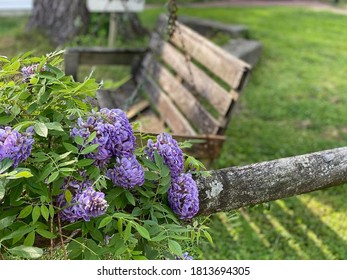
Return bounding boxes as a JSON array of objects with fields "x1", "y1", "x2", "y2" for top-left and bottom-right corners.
[
  {"x1": 144, "y1": 55, "x2": 220, "y2": 134},
  {"x1": 170, "y1": 21, "x2": 251, "y2": 89},
  {"x1": 149, "y1": 33, "x2": 233, "y2": 117},
  {"x1": 141, "y1": 73, "x2": 196, "y2": 136},
  {"x1": 196, "y1": 147, "x2": 347, "y2": 215}
]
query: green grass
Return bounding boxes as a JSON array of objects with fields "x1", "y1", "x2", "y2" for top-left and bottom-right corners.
[
  {"x1": 170, "y1": 6, "x2": 347, "y2": 259},
  {"x1": 1, "y1": 5, "x2": 347, "y2": 260}
]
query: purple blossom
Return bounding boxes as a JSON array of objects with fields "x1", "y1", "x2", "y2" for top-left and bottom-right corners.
[
  {"x1": 57, "y1": 177, "x2": 108, "y2": 222},
  {"x1": 146, "y1": 133, "x2": 183, "y2": 179},
  {"x1": 0, "y1": 126, "x2": 34, "y2": 167},
  {"x1": 176, "y1": 252, "x2": 194, "y2": 260},
  {"x1": 168, "y1": 173, "x2": 199, "y2": 220},
  {"x1": 71, "y1": 108, "x2": 136, "y2": 167},
  {"x1": 21, "y1": 64, "x2": 47, "y2": 80},
  {"x1": 107, "y1": 154, "x2": 144, "y2": 189}
]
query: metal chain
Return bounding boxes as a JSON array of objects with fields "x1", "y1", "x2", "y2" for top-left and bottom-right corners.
[{"x1": 167, "y1": 0, "x2": 178, "y2": 38}]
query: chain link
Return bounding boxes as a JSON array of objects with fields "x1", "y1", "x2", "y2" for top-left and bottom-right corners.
[{"x1": 167, "y1": 0, "x2": 178, "y2": 37}]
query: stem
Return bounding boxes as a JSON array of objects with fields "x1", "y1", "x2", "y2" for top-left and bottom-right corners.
[{"x1": 57, "y1": 213, "x2": 68, "y2": 259}]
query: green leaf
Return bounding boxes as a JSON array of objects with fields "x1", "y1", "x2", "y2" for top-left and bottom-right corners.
[
  {"x1": 151, "y1": 232, "x2": 167, "y2": 242},
  {"x1": 125, "y1": 191, "x2": 136, "y2": 206},
  {"x1": 9, "y1": 245, "x2": 43, "y2": 259},
  {"x1": 63, "y1": 142, "x2": 79, "y2": 154},
  {"x1": 41, "y1": 205, "x2": 49, "y2": 221},
  {"x1": 0, "y1": 158, "x2": 14, "y2": 173},
  {"x1": 74, "y1": 136, "x2": 84, "y2": 146},
  {"x1": 47, "y1": 171, "x2": 59, "y2": 184},
  {"x1": 65, "y1": 189, "x2": 73, "y2": 204},
  {"x1": 86, "y1": 131, "x2": 97, "y2": 144},
  {"x1": 77, "y1": 158, "x2": 95, "y2": 167},
  {"x1": 32, "y1": 205, "x2": 41, "y2": 223},
  {"x1": 38, "y1": 164, "x2": 55, "y2": 181},
  {"x1": 49, "y1": 205, "x2": 55, "y2": 218},
  {"x1": 203, "y1": 230, "x2": 214, "y2": 245},
  {"x1": 23, "y1": 231, "x2": 35, "y2": 247},
  {"x1": 58, "y1": 159, "x2": 77, "y2": 167},
  {"x1": 0, "y1": 178, "x2": 7, "y2": 200},
  {"x1": 9, "y1": 170, "x2": 33, "y2": 179},
  {"x1": 54, "y1": 151, "x2": 72, "y2": 161},
  {"x1": 98, "y1": 216, "x2": 112, "y2": 229},
  {"x1": 144, "y1": 171, "x2": 160, "y2": 181},
  {"x1": 141, "y1": 157, "x2": 159, "y2": 171},
  {"x1": 160, "y1": 165, "x2": 170, "y2": 178},
  {"x1": 80, "y1": 144, "x2": 99, "y2": 155},
  {"x1": 135, "y1": 224, "x2": 151, "y2": 240},
  {"x1": 0, "y1": 115, "x2": 15, "y2": 125},
  {"x1": 45, "y1": 122, "x2": 64, "y2": 132},
  {"x1": 36, "y1": 228, "x2": 56, "y2": 239},
  {"x1": 34, "y1": 122, "x2": 48, "y2": 138},
  {"x1": 0, "y1": 226, "x2": 35, "y2": 242},
  {"x1": 124, "y1": 223, "x2": 132, "y2": 242},
  {"x1": 168, "y1": 239, "x2": 182, "y2": 256},
  {"x1": 154, "y1": 151, "x2": 164, "y2": 169},
  {"x1": 0, "y1": 215, "x2": 16, "y2": 230},
  {"x1": 18, "y1": 205, "x2": 33, "y2": 219}
]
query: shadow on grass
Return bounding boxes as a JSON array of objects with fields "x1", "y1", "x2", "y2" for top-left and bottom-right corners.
[{"x1": 203, "y1": 188, "x2": 347, "y2": 259}]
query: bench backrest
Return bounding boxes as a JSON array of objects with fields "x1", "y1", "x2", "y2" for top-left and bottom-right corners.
[{"x1": 136, "y1": 15, "x2": 251, "y2": 137}]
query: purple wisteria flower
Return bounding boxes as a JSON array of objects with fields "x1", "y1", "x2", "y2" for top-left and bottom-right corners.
[
  {"x1": 107, "y1": 155, "x2": 144, "y2": 189},
  {"x1": 176, "y1": 252, "x2": 194, "y2": 260},
  {"x1": 21, "y1": 64, "x2": 47, "y2": 81},
  {"x1": 146, "y1": 133, "x2": 183, "y2": 179},
  {"x1": 0, "y1": 126, "x2": 34, "y2": 167},
  {"x1": 168, "y1": 173, "x2": 199, "y2": 220},
  {"x1": 71, "y1": 108, "x2": 136, "y2": 168},
  {"x1": 57, "y1": 177, "x2": 108, "y2": 223}
]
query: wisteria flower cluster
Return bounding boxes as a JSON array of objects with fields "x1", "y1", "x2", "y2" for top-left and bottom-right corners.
[
  {"x1": 0, "y1": 126, "x2": 34, "y2": 168},
  {"x1": 71, "y1": 108, "x2": 144, "y2": 189},
  {"x1": 176, "y1": 252, "x2": 194, "y2": 260},
  {"x1": 146, "y1": 133, "x2": 199, "y2": 220},
  {"x1": 58, "y1": 176, "x2": 108, "y2": 223},
  {"x1": 21, "y1": 64, "x2": 47, "y2": 80}
]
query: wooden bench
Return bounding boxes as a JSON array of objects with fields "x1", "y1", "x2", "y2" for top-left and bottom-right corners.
[{"x1": 65, "y1": 15, "x2": 252, "y2": 161}]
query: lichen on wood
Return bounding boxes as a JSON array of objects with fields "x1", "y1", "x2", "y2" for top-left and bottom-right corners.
[{"x1": 196, "y1": 147, "x2": 347, "y2": 215}]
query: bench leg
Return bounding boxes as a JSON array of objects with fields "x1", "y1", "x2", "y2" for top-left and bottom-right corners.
[{"x1": 64, "y1": 51, "x2": 80, "y2": 81}]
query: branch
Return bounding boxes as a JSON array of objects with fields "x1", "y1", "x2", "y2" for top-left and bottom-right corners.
[{"x1": 196, "y1": 147, "x2": 347, "y2": 215}]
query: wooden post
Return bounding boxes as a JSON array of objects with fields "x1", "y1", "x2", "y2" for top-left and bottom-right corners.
[
  {"x1": 196, "y1": 147, "x2": 347, "y2": 215},
  {"x1": 108, "y1": 12, "x2": 117, "y2": 47}
]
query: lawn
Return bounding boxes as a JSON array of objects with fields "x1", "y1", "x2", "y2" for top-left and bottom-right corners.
[
  {"x1": 141, "y1": 6, "x2": 347, "y2": 259},
  {"x1": 1, "y1": 5, "x2": 347, "y2": 259}
]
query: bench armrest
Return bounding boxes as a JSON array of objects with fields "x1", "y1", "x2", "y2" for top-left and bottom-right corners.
[{"x1": 64, "y1": 47, "x2": 147, "y2": 81}]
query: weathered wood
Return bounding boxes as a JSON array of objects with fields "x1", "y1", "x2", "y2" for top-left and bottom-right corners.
[
  {"x1": 141, "y1": 74, "x2": 196, "y2": 136},
  {"x1": 144, "y1": 55, "x2": 220, "y2": 134},
  {"x1": 197, "y1": 147, "x2": 347, "y2": 215},
  {"x1": 64, "y1": 48, "x2": 146, "y2": 81},
  {"x1": 178, "y1": 16, "x2": 248, "y2": 38},
  {"x1": 149, "y1": 33, "x2": 234, "y2": 117},
  {"x1": 170, "y1": 21, "x2": 251, "y2": 89},
  {"x1": 126, "y1": 100, "x2": 150, "y2": 119},
  {"x1": 65, "y1": 48, "x2": 146, "y2": 66}
]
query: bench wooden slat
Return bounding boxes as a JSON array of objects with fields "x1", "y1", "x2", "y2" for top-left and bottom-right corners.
[
  {"x1": 144, "y1": 55, "x2": 220, "y2": 135},
  {"x1": 149, "y1": 33, "x2": 233, "y2": 118},
  {"x1": 170, "y1": 21, "x2": 251, "y2": 90},
  {"x1": 140, "y1": 73, "x2": 196, "y2": 136}
]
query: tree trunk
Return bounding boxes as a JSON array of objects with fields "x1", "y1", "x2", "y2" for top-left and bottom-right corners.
[
  {"x1": 115, "y1": 13, "x2": 149, "y2": 40},
  {"x1": 27, "y1": 0, "x2": 90, "y2": 46},
  {"x1": 196, "y1": 147, "x2": 347, "y2": 215}
]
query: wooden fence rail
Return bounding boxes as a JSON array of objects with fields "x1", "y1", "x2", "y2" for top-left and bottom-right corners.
[{"x1": 197, "y1": 147, "x2": 347, "y2": 215}]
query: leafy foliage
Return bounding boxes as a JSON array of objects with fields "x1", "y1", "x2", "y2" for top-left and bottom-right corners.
[{"x1": 0, "y1": 52, "x2": 212, "y2": 260}]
